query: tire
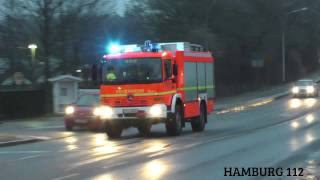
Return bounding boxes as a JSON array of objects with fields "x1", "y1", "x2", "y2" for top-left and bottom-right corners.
[
  {"x1": 137, "y1": 122, "x2": 152, "y2": 136},
  {"x1": 191, "y1": 103, "x2": 207, "y2": 132},
  {"x1": 65, "y1": 125, "x2": 73, "y2": 131},
  {"x1": 105, "y1": 122, "x2": 122, "y2": 139},
  {"x1": 166, "y1": 104, "x2": 183, "y2": 136}
]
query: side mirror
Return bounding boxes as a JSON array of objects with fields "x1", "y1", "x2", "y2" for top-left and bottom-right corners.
[
  {"x1": 91, "y1": 64, "x2": 97, "y2": 84},
  {"x1": 91, "y1": 64, "x2": 103, "y2": 86},
  {"x1": 173, "y1": 64, "x2": 178, "y2": 76}
]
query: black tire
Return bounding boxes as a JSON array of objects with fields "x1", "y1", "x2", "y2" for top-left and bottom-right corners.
[
  {"x1": 137, "y1": 122, "x2": 152, "y2": 136},
  {"x1": 191, "y1": 103, "x2": 207, "y2": 132},
  {"x1": 166, "y1": 104, "x2": 183, "y2": 136},
  {"x1": 105, "y1": 122, "x2": 122, "y2": 139},
  {"x1": 65, "y1": 125, "x2": 73, "y2": 131}
]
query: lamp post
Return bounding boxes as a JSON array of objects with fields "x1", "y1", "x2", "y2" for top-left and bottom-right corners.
[
  {"x1": 282, "y1": 7, "x2": 308, "y2": 82},
  {"x1": 28, "y1": 44, "x2": 38, "y2": 82},
  {"x1": 28, "y1": 44, "x2": 37, "y2": 63}
]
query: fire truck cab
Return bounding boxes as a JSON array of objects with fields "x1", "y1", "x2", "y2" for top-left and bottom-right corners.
[{"x1": 96, "y1": 41, "x2": 215, "y2": 138}]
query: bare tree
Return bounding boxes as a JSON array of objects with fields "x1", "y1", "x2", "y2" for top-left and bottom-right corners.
[{"x1": 0, "y1": 0, "x2": 115, "y2": 81}]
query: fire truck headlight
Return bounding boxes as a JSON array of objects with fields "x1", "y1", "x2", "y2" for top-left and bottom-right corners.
[
  {"x1": 307, "y1": 86, "x2": 315, "y2": 94},
  {"x1": 292, "y1": 87, "x2": 299, "y2": 94},
  {"x1": 93, "y1": 107, "x2": 101, "y2": 116},
  {"x1": 149, "y1": 104, "x2": 166, "y2": 117},
  {"x1": 65, "y1": 106, "x2": 75, "y2": 115},
  {"x1": 100, "y1": 106, "x2": 113, "y2": 119}
]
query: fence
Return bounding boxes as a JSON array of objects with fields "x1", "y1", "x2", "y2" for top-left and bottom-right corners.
[{"x1": 0, "y1": 85, "x2": 52, "y2": 119}]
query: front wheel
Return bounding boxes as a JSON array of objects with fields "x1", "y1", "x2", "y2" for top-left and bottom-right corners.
[
  {"x1": 166, "y1": 104, "x2": 183, "y2": 136},
  {"x1": 65, "y1": 125, "x2": 73, "y2": 131},
  {"x1": 105, "y1": 122, "x2": 122, "y2": 139},
  {"x1": 191, "y1": 103, "x2": 207, "y2": 132}
]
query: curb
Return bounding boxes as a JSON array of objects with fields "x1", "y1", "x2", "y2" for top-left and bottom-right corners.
[
  {"x1": 215, "y1": 91, "x2": 289, "y2": 113},
  {"x1": 215, "y1": 77, "x2": 320, "y2": 113},
  {"x1": 273, "y1": 91, "x2": 289, "y2": 100},
  {"x1": 0, "y1": 138, "x2": 43, "y2": 147}
]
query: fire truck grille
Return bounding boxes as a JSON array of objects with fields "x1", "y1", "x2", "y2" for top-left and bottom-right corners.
[
  {"x1": 118, "y1": 113, "x2": 137, "y2": 118},
  {"x1": 116, "y1": 97, "x2": 148, "y2": 107}
]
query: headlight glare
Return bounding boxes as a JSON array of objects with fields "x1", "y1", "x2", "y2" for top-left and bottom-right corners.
[
  {"x1": 93, "y1": 107, "x2": 101, "y2": 116},
  {"x1": 100, "y1": 106, "x2": 113, "y2": 119},
  {"x1": 65, "y1": 106, "x2": 75, "y2": 115},
  {"x1": 307, "y1": 86, "x2": 315, "y2": 94},
  {"x1": 292, "y1": 87, "x2": 299, "y2": 94},
  {"x1": 149, "y1": 104, "x2": 165, "y2": 117}
]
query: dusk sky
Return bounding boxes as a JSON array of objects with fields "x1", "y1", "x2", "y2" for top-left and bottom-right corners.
[{"x1": 116, "y1": 0, "x2": 129, "y2": 16}]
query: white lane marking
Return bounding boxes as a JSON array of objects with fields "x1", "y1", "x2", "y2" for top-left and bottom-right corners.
[
  {"x1": 0, "y1": 151, "x2": 47, "y2": 154},
  {"x1": 27, "y1": 135, "x2": 51, "y2": 140},
  {"x1": 19, "y1": 155, "x2": 42, "y2": 160},
  {"x1": 103, "y1": 161, "x2": 128, "y2": 169},
  {"x1": 28, "y1": 125, "x2": 64, "y2": 130},
  {"x1": 66, "y1": 153, "x2": 124, "y2": 171},
  {"x1": 51, "y1": 173, "x2": 80, "y2": 180}
]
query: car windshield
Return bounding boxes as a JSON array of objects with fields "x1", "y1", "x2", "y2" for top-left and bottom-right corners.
[
  {"x1": 76, "y1": 94, "x2": 99, "y2": 106},
  {"x1": 296, "y1": 80, "x2": 313, "y2": 86},
  {"x1": 102, "y1": 58, "x2": 162, "y2": 85}
]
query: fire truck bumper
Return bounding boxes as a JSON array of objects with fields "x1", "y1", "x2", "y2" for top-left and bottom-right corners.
[{"x1": 99, "y1": 104, "x2": 171, "y2": 123}]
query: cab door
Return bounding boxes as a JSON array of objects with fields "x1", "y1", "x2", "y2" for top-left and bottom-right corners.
[{"x1": 163, "y1": 60, "x2": 175, "y2": 88}]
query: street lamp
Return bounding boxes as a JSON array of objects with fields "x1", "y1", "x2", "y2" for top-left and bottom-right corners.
[
  {"x1": 282, "y1": 7, "x2": 308, "y2": 82},
  {"x1": 28, "y1": 44, "x2": 37, "y2": 63}
]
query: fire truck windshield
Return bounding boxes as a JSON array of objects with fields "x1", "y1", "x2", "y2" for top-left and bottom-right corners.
[{"x1": 102, "y1": 58, "x2": 163, "y2": 85}]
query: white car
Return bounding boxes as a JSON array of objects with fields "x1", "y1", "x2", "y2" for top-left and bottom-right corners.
[{"x1": 291, "y1": 79, "x2": 318, "y2": 98}]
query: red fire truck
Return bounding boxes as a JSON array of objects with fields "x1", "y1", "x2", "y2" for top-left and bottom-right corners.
[{"x1": 95, "y1": 41, "x2": 215, "y2": 138}]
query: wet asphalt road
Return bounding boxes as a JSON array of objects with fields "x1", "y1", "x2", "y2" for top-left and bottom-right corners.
[{"x1": 1, "y1": 96, "x2": 320, "y2": 180}]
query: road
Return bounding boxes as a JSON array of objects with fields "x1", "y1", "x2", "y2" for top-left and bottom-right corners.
[{"x1": 1, "y1": 96, "x2": 320, "y2": 180}]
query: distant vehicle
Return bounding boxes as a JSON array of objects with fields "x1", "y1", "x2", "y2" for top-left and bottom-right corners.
[
  {"x1": 291, "y1": 79, "x2": 318, "y2": 98},
  {"x1": 64, "y1": 93, "x2": 103, "y2": 131}
]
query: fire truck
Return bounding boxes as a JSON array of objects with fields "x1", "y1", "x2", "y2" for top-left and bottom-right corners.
[{"x1": 94, "y1": 41, "x2": 215, "y2": 138}]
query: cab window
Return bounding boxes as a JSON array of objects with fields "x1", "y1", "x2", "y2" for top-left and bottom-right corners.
[{"x1": 164, "y1": 60, "x2": 172, "y2": 80}]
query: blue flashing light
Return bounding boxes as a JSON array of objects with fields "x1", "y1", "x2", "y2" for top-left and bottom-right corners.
[
  {"x1": 123, "y1": 45, "x2": 140, "y2": 52},
  {"x1": 108, "y1": 44, "x2": 121, "y2": 54},
  {"x1": 176, "y1": 43, "x2": 184, "y2": 51},
  {"x1": 107, "y1": 43, "x2": 142, "y2": 54},
  {"x1": 143, "y1": 40, "x2": 161, "y2": 52}
]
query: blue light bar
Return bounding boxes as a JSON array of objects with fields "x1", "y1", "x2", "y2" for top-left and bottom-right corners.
[
  {"x1": 108, "y1": 44, "x2": 121, "y2": 54},
  {"x1": 107, "y1": 43, "x2": 141, "y2": 54}
]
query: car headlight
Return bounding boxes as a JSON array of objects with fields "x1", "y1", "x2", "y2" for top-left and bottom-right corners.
[
  {"x1": 292, "y1": 87, "x2": 299, "y2": 94},
  {"x1": 149, "y1": 104, "x2": 166, "y2": 117},
  {"x1": 65, "y1": 106, "x2": 75, "y2": 115},
  {"x1": 93, "y1": 107, "x2": 101, "y2": 116},
  {"x1": 307, "y1": 86, "x2": 315, "y2": 93},
  {"x1": 99, "y1": 106, "x2": 113, "y2": 119}
]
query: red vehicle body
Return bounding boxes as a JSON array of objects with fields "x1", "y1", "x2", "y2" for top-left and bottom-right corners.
[
  {"x1": 64, "y1": 92, "x2": 103, "y2": 131},
  {"x1": 97, "y1": 42, "x2": 215, "y2": 138}
]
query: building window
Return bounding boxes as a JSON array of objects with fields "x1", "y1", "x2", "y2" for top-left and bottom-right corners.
[{"x1": 60, "y1": 88, "x2": 68, "y2": 96}]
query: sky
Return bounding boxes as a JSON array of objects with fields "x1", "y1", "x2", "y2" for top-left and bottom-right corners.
[
  {"x1": 0, "y1": 0, "x2": 130, "y2": 17},
  {"x1": 116, "y1": 0, "x2": 130, "y2": 16}
]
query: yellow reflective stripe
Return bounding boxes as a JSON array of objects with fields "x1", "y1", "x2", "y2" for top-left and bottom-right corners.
[
  {"x1": 179, "y1": 87, "x2": 197, "y2": 91},
  {"x1": 101, "y1": 94, "x2": 127, "y2": 98},
  {"x1": 101, "y1": 86, "x2": 215, "y2": 98},
  {"x1": 136, "y1": 90, "x2": 177, "y2": 96},
  {"x1": 101, "y1": 90, "x2": 177, "y2": 98},
  {"x1": 178, "y1": 85, "x2": 215, "y2": 91}
]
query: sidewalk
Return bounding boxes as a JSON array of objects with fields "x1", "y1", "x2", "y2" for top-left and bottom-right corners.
[
  {"x1": 215, "y1": 71, "x2": 320, "y2": 112},
  {"x1": 0, "y1": 134, "x2": 46, "y2": 147}
]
